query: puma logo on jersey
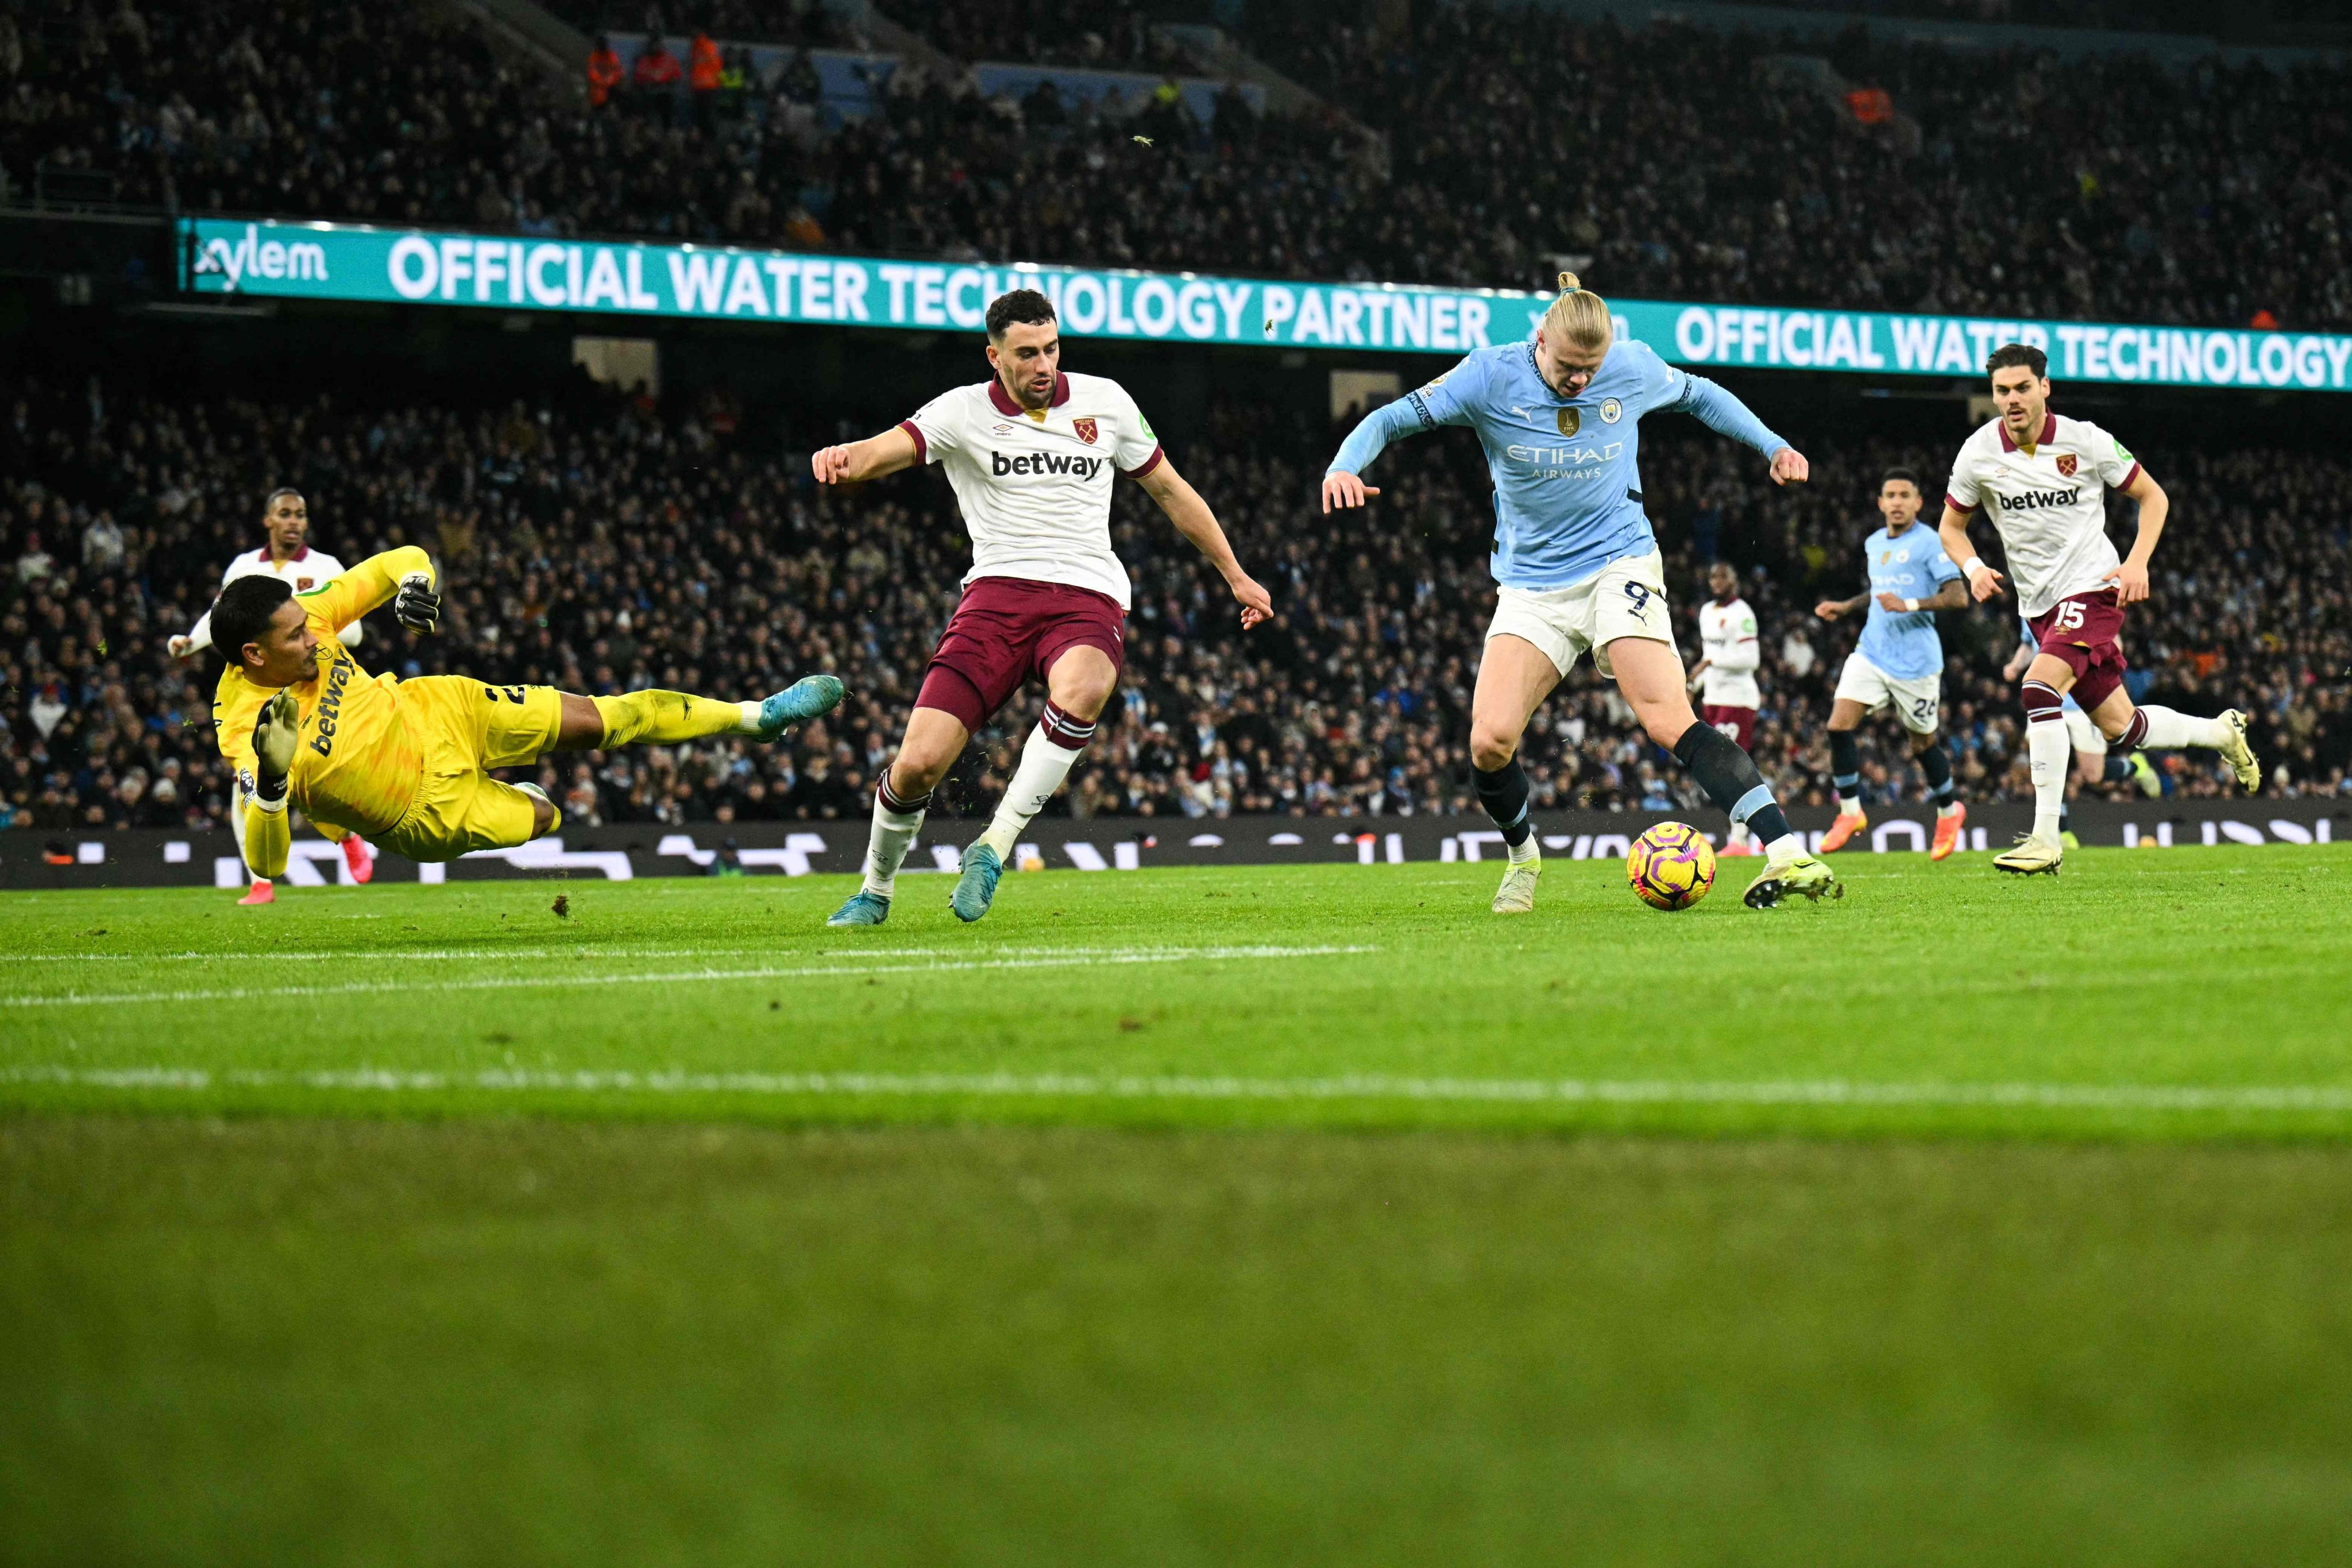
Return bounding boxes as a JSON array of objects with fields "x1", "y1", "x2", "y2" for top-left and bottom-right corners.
[{"x1": 991, "y1": 451, "x2": 1106, "y2": 480}]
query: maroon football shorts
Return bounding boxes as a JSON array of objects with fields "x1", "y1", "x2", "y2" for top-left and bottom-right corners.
[
  {"x1": 914, "y1": 575, "x2": 1127, "y2": 733},
  {"x1": 1701, "y1": 704, "x2": 1757, "y2": 750},
  {"x1": 2026, "y1": 588, "x2": 2129, "y2": 713}
]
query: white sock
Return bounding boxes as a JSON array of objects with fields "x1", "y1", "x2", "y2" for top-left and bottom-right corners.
[
  {"x1": 1765, "y1": 832, "x2": 1805, "y2": 862},
  {"x1": 978, "y1": 716, "x2": 1090, "y2": 859},
  {"x1": 736, "y1": 700, "x2": 764, "y2": 734},
  {"x1": 1727, "y1": 822, "x2": 1752, "y2": 848},
  {"x1": 862, "y1": 782, "x2": 926, "y2": 899},
  {"x1": 2027, "y1": 718, "x2": 2069, "y2": 843},
  {"x1": 1507, "y1": 835, "x2": 1539, "y2": 866},
  {"x1": 2136, "y1": 705, "x2": 2229, "y2": 750},
  {"x1": 1836, "y1": 793, "x2": 1860, "y2": 814},
  {"x1": 1937, "y1": 800, "x2": 1964, "y2": 819}
]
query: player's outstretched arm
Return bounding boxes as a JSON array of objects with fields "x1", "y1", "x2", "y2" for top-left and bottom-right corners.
[
  {"x1": 304, "y1": 546, "x2": 438, "y2": 633},
  {"x1": 1320, "y1": 397, "x2": 1427, "y2": 512},
  {"x1": 2107, "y1": 468, "x2": 2168, "y2": 605},
  {"x1": 811, "y1": 425, "x2": 919, "y2": 485},
  {"x1": 1135, "y1": 458, "x2": 1271, "y2": 629},
  {"x1": 1938, "y1": 505, "x2": 2003, "y2": 602},
  {"x1": 1673, "y1": 374, "x2": 1806, "y2": 485},
  {"x1": 237, "y1": 689, "x2": 300, "y2": 880},
  {"x1": 1814, "y1": 591, "x2": 1868, "y2": 621}
]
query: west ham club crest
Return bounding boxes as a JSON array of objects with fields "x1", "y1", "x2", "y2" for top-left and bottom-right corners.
[
  {"x1": 2056, "y1": 453, "x2": 2077, "y2": 478},
  {"x1": 1072, "y1": 417, "x2": 1099, "y2": 445}
]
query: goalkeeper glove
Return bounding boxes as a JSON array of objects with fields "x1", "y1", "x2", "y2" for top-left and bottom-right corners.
[
  {"x1": 394, "y1": 571, "x2": 441, "y2": 634},
  {"x1": 250, "y1": 689, "x2": 301, "y2": 806}
]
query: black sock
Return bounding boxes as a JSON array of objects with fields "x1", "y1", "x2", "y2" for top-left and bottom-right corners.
[
  {"x1": 2060, "y1": 797, "x2": 2072, "y2": 832},
  {"x1": 1473, "y1": 758, "x2": 1533, "y2": 848},
  {"x1": 1828, "y1": 729, "x2": 1861, "y2": 802},
  {"x1": 1673, "y1": 723, "x2": 1793, "y2": 848},
  {"x1": 1917, "y1": 739, "x2": 1957, "y2": 804},
  {"x1": 2103, "y1": 753, "x2": 2133, "y2": 783}
]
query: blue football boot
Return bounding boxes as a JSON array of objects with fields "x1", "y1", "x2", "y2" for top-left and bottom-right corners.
[
  {"x1": 949, "y1": 844, "x2": 1003, "y2": 924},
  {"x1": 754, "y1": 674, "x2": 845, "y2": 739},
  {"x1": 826, "y1": 889, "x2": 891, "y2": 928}
]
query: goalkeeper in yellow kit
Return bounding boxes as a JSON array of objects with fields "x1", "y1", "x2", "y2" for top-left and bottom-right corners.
[{"x1": 209, "y1": 546, "x2": 844, "y2": 876}]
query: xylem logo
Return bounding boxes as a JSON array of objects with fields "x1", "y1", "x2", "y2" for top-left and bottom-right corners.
[
  {"x1": 991, "y1": 452, "x2": 1105, "y2": 480},
  {"x1": 195, "y1": 225, "x2": 329, "y2": 290}
]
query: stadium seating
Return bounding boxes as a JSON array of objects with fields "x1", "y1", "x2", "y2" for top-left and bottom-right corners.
[
  {"x1": 10, "y1": 0, "x2": 2348, "y2": 327},
  {"x1": 3, "y1": 376, "x2": 2342, "y2": 836}
]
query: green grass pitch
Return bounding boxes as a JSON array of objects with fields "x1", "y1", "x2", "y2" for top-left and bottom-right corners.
[{"x1": 7, "y1": 846, "x2": 2352, "y2": 1563}]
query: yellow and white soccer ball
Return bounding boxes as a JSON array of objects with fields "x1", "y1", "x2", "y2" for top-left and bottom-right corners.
[{"x1": 1627, "y1": 821, "x2": 1717, "y2": 912}]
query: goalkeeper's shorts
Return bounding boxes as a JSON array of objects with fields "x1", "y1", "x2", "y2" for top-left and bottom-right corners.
[{"x1": 377, "y1": 678, "x2": 563, "y2": 862}]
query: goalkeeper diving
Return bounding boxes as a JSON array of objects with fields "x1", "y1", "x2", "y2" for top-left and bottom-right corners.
[{"x1": 209, "y1": 546, "x2": 843, "y2": 877}]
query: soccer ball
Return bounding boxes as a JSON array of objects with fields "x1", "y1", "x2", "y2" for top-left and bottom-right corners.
[{"x1": 1627, "y1": 822, "x2": 1717, "y2": 912}]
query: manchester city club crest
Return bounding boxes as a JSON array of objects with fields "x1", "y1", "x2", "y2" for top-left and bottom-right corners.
[
  {"x1": 1557, "y1": 408, "x2": 1581, "y2": 437},
  {"x1": 2056, "y1": 453, "x2": 2077, "y2": 477},
  {"x1": 1600, "y1": 397, "x2": 1623, "y2": 423},
  {"x1": 1073, "y1": 417, "x2": 1099, "y2": 445}
]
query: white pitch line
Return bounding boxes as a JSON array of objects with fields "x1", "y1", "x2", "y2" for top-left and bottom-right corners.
[
  {"x1": 0, "y1": 945, "x2": 1376, "y2": 1009},
  {"x1": 5, "y1": 1065, "x2": 2352, "y2": 1115},
  {"x1": 0, "y1": 944, "x2": 1143, "y2": 964}
]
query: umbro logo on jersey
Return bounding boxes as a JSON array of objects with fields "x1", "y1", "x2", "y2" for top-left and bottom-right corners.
[
  {"x1": 2056, "y1": 454, "x2": 2077, "y2": 477},
  {"x1": 992, "y1": 451, "x2": 1106, "y2": 480},
  {"x1": 1996, "y1": 486, "x2": 2082, "y2": 511}
]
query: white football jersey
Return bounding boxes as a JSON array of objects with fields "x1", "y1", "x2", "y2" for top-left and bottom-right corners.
[
  {"x1": 1696, "y1": 595, "x2": 1762, "y2": 708},
  {"x1": 185, "y1": 546, "x2": 361, "y2": 652},
  {"x1": 1945, "y1": 413, "x2": 2141, "y2": 617},
  {"x1": 901, "y1": 370, "x2": 1163, "y2": 609}
]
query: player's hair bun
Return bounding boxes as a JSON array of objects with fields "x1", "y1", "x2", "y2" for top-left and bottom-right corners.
[{"x1": 1558, "y1": 271, "x2": 1582, "y2": 293}]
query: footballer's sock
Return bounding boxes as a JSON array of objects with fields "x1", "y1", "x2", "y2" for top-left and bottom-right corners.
[
  {"x1": 2127, "y1": 705, "x2": 2230, "y2": 751},
  {"x1": 1828, "y1": 729, "x2": 1862, "y2": 813},
  {"x1": 2023, "y1": 681, "x2": 2068, "y2": 842},
  {"x1": 2102, "y1": 753, "x2": 2134, "y2": 783},
  {"x1": 593, "y1": 690, "x2": 756, "y2": 747},
  {"x1": 1674, "y1": 724, "x2": 1801, "y2": 862},
  {"x1": 1918, "y1": 738, "x2": 1960, "y2": 810},
  {"x1": 1473, "y1": 758, "x2": 1535, "y2": 854},
  {"x1": 976, "y1": 702, "x2": 1094, "y2": 859},
  {"x1": 862, "y1": 771, "x2": 930, "y2": 898}
]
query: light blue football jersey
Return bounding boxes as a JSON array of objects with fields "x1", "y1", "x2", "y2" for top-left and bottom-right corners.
[
  {"x1": 1854, "y1": 524, "x2": 1961, "y2": 679},
  {"x1": 1328, "y1": 338, "x2": 1786, "y2": 591}
]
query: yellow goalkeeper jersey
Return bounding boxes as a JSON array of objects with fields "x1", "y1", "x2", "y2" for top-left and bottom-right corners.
[{"x1": 213, "y1": 547, "x2": 435, "y2": 851}]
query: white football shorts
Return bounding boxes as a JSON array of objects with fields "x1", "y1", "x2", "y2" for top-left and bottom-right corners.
[
  {"x1": 1834, "y1": 651, "x2": 1942, "y2": 735},
  {"x1": 1486, "y1": 549, "x2": 1674, "y2": 680}
]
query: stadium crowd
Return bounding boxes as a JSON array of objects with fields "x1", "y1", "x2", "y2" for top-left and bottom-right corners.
[
  {"x1": 4, "y1": 373, "x2": 2345, "y2": 839},
  {"x1": 7, "y1": 0, "x2": 2350, "y2": 327}
]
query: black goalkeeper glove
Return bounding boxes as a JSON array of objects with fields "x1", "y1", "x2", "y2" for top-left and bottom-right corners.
[
  {"x1": 250, "y1": 689, "x2": 300, "y2": 805},
  {"x1": 393, "y1": 571, "x2": 441, "y2": 634}
]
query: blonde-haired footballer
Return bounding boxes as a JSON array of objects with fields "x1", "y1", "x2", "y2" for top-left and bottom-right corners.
[{"x1": 208, "y1": 547, "x2": 843, "y2": 880}]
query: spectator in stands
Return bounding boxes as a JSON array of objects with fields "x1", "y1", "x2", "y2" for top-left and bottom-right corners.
[
  {"x1": 632, "y1": 34, "x2": 683, "y2": 122},
  {"x1": 688, "y1": 28, "x2": 723, "y2": 129},
  {"x1": 587, "y1": 34, "x2": 624, "y2": 109}
]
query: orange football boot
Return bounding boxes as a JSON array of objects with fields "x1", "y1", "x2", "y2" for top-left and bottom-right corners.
[
  {"x1": 237, "y1": 879, "x2": 276, "y2": 906},
  {"x1": 343, "y1": 833, "x2": 375, "y2": 885},
  {"x1": 1930, "y1": 804, "x2": 1967, "y2": 861},
  {"x1": 1818, "y1": 808, "x2": 1867, "y2": 853}
]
